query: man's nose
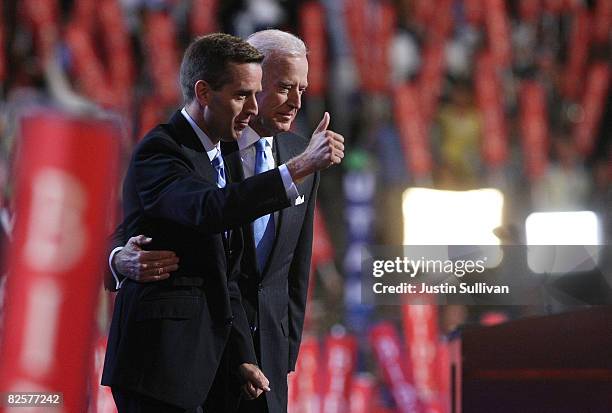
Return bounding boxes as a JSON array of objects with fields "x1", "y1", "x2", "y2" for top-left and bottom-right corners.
[
  {"x1": 245, "y1": 94, "x2": 258, "y2": 116},
  {"x1": 287, "y1": 89, "x2": 301, "y2": 110}
]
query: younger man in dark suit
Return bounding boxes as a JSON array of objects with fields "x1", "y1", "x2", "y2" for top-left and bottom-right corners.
[{"x1": 102, "y1": 33, "x2": 344, "y2": 413}]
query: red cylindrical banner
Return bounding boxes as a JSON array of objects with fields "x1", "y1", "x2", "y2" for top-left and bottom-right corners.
[
  {"x1": 369, "y1": 1, "x2": 396, "y2": 94},
  {"x1": 301, "y1": 1, "x2": 327, "y2": 97},
  {"x1": 574, "y1": 63, "x2": 610, "y2": 156},
  {"x1": 436, "y1": 341, "x2": 451, "y2": 413},
  {"x1": 321, "y1": 334, "x2": 357, "y2": 413},
  {"x1": 464, "y1": 0, "x2": 484, "y2": 27},
  {"x1": 312, "y1": 204, "x2": 334, "y2": 268},
  {"x1": 349, "y1": 374, "x2": 376, "y2": 413},
  {"x1": 544, "y1": 0, "x2": 564, "y2": 13},
  {"x1": 91, "y1": 336, "x2": 118, "y2": 413},
  {"x1": 430, "y1": 0, "x2": 454, "y2": 44},
  {"x1": 0, "y1": 111, "x2": 120, "y2": 413},
  {"x1": 519, "y1": 80, "x2": 549, "y2": 180},
  {"x1": 485, "y1": 0, "x2": 511, "y2": 68},
  {"x1": 519, "y1": 0, "x2": 542, "y2": 22},
  {"x1": 345, "y1": 0, "x2": 368, "y2": 90},
  {"x1": 370, "y1": 323, "x2": 424, "y2": 413},
  {"x1": 65, "y1": 23, "x2": 115, "y2": 107},
  {"x1": 23, "y1": 0, "x2": 59, "y2": 59},
  {"x1": 412, "y1": 0, "x2": 436, "y2": 28},
  {"x1": 563, "y1": 7, "x2": 590, "y2": 100},
  {"x1": 145, "y1": 12, "x2": 181, "y2": 106},
  {"x1": 419, "y1": 42, "x2": 446, "y2": 124},
  {"x1": 402, "y1": 304, "x2": 441, "y2": 409},
  {"x1": 394, "y1": 83, "x2": 433, "y2": 177},
  {"x1": 72, "y1": 0, "x2": 96, "y2": 34},
  {"x1": 99, "y1": 0, "x2": 134, "y2": 110},
  {"x1": 0, "y1": 0, "x2": 5, "y2": 84},
  {"x1": 291, "y1": 336, "x2": 320, "y2": 413},
  {"x1": 475, "y1": 53, "x2": 508, "y2": 167},
  {"x1": 592, "y1": 0, "x2": 612, "y2": 44},
  {"x1": 190, "y1": 0, "x2": 218, "y2": 36}
]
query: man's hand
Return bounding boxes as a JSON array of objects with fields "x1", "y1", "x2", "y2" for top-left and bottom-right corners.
[
  {"x1": 113, "y1": 235, "x2": 179, "y2": 282},
  {"x1": 286, "y1": 112, "x2": 344, "y2": 182},
  {"x1": 239, "y1": 363, "x2": 271, "y2": 400}
]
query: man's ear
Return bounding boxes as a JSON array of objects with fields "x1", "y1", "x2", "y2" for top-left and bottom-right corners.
[{"x1": 194, "y1": 80, "x2": 210, "y2": 105}]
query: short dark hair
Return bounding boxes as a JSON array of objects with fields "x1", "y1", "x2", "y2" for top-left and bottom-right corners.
[{"x1": 180, "y1": 33, "x2": 264, "y2": 102}]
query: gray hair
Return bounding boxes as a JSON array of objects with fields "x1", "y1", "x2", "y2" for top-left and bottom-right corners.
[{"x1": 246, "y1": 29, "x2": 307, "y2": 61}]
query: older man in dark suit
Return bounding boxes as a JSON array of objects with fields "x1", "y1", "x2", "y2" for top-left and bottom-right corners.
[{"x1": 102, "y1": 33, "x2": 343, "y2": 413}]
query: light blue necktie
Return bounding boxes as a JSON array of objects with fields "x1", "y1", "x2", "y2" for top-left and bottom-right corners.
[
  {"x1": 253, "y1": 139, "x2": 275, "y2": 272},
  {"x1": 211, "y1": 151, "x2": 226, "y2": 188}
]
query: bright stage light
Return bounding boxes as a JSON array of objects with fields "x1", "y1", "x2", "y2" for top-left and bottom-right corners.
[
  {"x1": 525, "y1": 211, "x2": 600, "y2": 245},
  {"x1": 402, "y1": 188, "x2": 504, "y2": 245},
  {"x1": 525, "y1": 211, "x2": 601, "y2": 274}
]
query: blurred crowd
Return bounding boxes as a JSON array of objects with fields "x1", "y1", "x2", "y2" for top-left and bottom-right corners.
[{"x1": 0, "y1": 0, "x2": 610, "y2": 334}]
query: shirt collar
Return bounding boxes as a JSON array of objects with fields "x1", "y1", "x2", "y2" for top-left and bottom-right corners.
[
  {"x1": 181, "y1": 108, "x2": 219, "y2": 161},
  {"x1": 239, "y1": 126, "x2": 273, "y2": 151}
]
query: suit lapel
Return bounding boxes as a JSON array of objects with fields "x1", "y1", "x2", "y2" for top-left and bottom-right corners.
[{"x1": 168, "y1": 111, "x2": 218, "y2": 184}]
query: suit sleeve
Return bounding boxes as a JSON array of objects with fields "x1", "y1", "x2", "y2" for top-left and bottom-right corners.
[
  {"x1": 287, "y1": 172, "x2": 319, "y2": 372},
  {"x1": 133, "y1": 136, "x2": 291, "y2": 234},
  {"x1": 103, "y1": 223, "x2": 126, "y2": 292},
  {"x1": 227, "y1": 275, "x2": 258, "y2": 367}
]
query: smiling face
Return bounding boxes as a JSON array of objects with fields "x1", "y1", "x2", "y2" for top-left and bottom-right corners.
[
  {"x1": 250, "y1": 54, "x2": 308, "y2": 136},
  {"x1": 202, "y1": 62, "x2": 263, "y2": 141}
]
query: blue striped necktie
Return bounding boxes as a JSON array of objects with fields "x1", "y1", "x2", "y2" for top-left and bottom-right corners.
[
  {"x1": 253, "y1": 139, "x2": 275, "y2": 272},
  {"x1": 211, "y1": 151, "x2": 226, "y2": 188}
]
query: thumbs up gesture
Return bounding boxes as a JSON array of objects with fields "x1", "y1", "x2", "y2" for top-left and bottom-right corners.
[{"x1": 286, "y1": 112, "x2": 345, "y2": 181}]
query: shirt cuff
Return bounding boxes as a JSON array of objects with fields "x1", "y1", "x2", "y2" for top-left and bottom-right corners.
[
  {"x1": 279, "y1": 164, "x2": 299, "y2": 204},
  {"x1": 109, "y1": 246, "x2": 126, "y2": 290}
]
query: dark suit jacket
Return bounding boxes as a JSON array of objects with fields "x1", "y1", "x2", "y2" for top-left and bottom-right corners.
[
  {"x1": 224, "y1": 131, "x2": 319, "y2": 413},
  {"x1": 101, "y1": 112, "x2": 291, "y2": 409}
]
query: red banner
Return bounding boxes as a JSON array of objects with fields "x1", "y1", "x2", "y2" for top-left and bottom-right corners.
[
  {"x1": 370, "y1": 323, "x2": 424, "y2": 413},
  {"x1": 0, "y1": 111, "x2": 120, "y2": 413},
  {"x1": 436, "y1": 341, "x2": 451, "y2": 413},
  {"x1": 350, "y1": 374, "x2": 376, "y2": 413},
  {"x1": 519, "y1": 81, "x2": 549, "y2": 180},
  {"x1": 145, "y1": 12, "x2": 181, "y2": 106},
  {"x1": 593, "y1": 0, "x2": 612, "y2": 44},
  {"x1": 394, "y1": 83, "x2": 433, "y2": 178},
  {"x1": 312, "y1": 204, "x2": 334, "y2": 268},
  {"x1": 72, "y1": 0, "x2": 96, "y2": 33},
  {"x1": 464, "y1": 0, "x2": 484, "y2": 27},
  {"x1": 370, "y1": 1, "x2": 396, "y2": 93},
  {"x1": 345, "y1": 0, "x2": 394, "y2": 94},
  {"x1": 65, "y1": 23, "x2": 115, "y2": 107},
  {"x1": 99, "y1": 0, "x2": 134, "y2": 111},
  {"x1": 485, "y1": 0, "x2": 511, "y2": 68},
  {"x1": 419, "y1": 42, "x2": 446, "y2": 125},
  {"x1": 0, "y1": 0, "x2": 4, "y2": 84},
  {"x1": 345, "y1": 0, "x2": 367, "y2": 89},
  {"x1": 544, "y1": 0, "x2": 565, "y2": 14},
  {"x1": 290, "y1": 336, "x2": 321, "y2": 413},
  {"x1": 412, "y1": 0, "x2": 436, "y2": 29},
  {"x1": 321, "y1": 334, "x2": 357, "y2": 413},
  {"x1": 301, "y1": 1, "x2": 327, "y2": 97},
  {"x1": 475, "y1": 53, "x2": 508, "y2": 167},
  {"x1": 563, "y1": 7, "x2": 590, "y2": 100},
  {"x1": 402, "y1": 304, "x2": 442, "y2": 410},
  {"x1": 23, "y1": 0, "x2": 59, "y2": 59},
  {"x1": 190, "y1": 0, "x2": 218, "y2": 36},
  {"x1": 91, "y1": 336, "x2": 118, "y2": 413},
  {"x1": 519, "y1": 0, "x2": 542, "y2": 22},
  {"x1": 574, "y1": 63, "x2": 610, "y2": 156}
]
